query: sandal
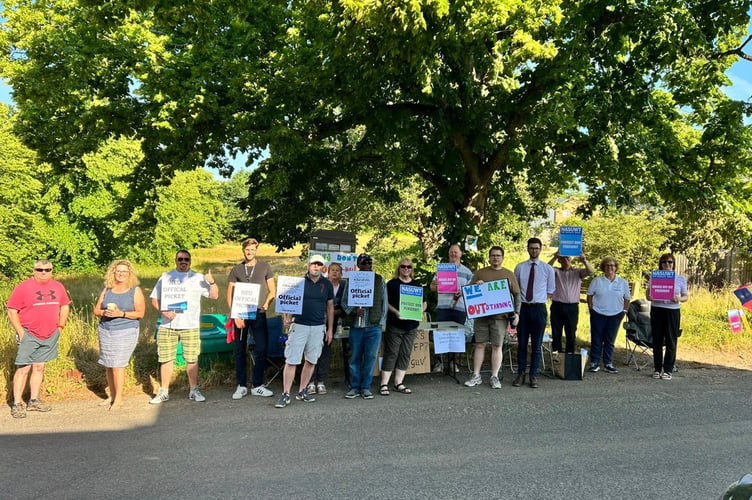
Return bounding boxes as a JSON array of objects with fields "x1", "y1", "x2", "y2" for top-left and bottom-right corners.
[
  {"x1": 379, "y1": 384, "x2": 390, "y2": 396},
  {"x1": 393, "y1": 383, "x2": 412, "y2": 394}
]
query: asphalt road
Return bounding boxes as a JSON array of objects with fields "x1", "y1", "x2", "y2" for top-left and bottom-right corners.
[{"x1": 2, "y1": 364, "x2": 750, "y2": 499}]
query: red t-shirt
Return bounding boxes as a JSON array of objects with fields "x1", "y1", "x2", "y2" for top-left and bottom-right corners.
[{"x1": 7, "y1": 278, "x2": 71, "y2": 339}]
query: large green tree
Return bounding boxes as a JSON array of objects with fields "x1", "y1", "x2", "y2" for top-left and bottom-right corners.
[{"x1": 1, "y1": 1, "x2": 750, "y2": 252}]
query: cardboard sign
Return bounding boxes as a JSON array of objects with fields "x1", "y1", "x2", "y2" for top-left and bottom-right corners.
[
  {"x1": 559, "y1": 226, "x2": 583, "y2": 257},
  {"x1": 374, "y1": 329, "x2": 430, "y2": 375},
  {"x1": 398, "y1": 284, "x2": 423, "y2": 321},
  {"x1": 347, "y1": 271, "x2": 375, "y2": 307},
  {"x1": 230, "y1": 282, "x2": 260, "y2": 320},
  {"x1": 314, "y1": 252, "x2": 359, "y2": 277},
  {"x1": 650, "y1": 270, "x2": 676, "y2": 301},
  {"x1": 461, "y1": 279, "x2": 514, "y2": 319},
  {"x1": 436, "y1": 263, "x2": 459, "y2": 294},
  {"x1": 275, "y1": 276, "x2": 305, "y2": 315}
]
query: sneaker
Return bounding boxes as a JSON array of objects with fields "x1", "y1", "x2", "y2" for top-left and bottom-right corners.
[
  {"x1": 26, "y1": 399, "x2": 51, "y2": 412},
  {"x1": 362, "y1": 390, "x2": 374, "y2": 399},
  {"x1": 464, "y1": 373, "x2": 482, "y2": 387},
  {"x1": 296, "y1": 389, "x2": 316, "y2": 403},
  {"x1": 149, "y1": 388, "x2": 169, "y2": 405},
  {"x1": 589, "y1": 364, "x2": 600, "y2": 373},
  {"x1": 10, "y1": 402, "x2": 26, "y2": 419},
  {"x1": 604, "y1": 364, "x2": 618, "y2": 374},
  {"x1": 316, "y1": 383, "x2": 327, "y2": 395},
  {"x1": 660, "y1": 371, "x2": 672, "y2": 380},
  {"x1": 251, "y1": 385, "x2": 273, "y2": 397},
  {"x1": 189, "y1": 387, "x2": 206, "y2": 402},
  {"x1": 432, "y1": 361, "x2": 444, "y2": 373},
  {"x1": 344, "y1": 389, "x2": 360, "y2": 399},
  {"x1": 652, "y1": 371, "x2": 661, "y2": 379},
  {"x1": 306, "y1": 383, "x2": 317, "y2": 395},
  {"x1": 490, "y1": 376, "x2": 502, "y2": 389},
  {"x1": 275, "y1": 393, "x2": 291, "y2": 408},
  {"x1": 232, "y1": 385, "x2": 248, "y2": 400}
]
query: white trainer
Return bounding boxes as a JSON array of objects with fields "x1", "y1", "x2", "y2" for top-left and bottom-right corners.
[
  {"x1": 189, "y1": 387, "x2": 206, "y2": 402},
  {"x1": 232, "y1": 385, "x2": 248, "y2": 400},
  {"x1": 149, "y1": 388, "x2": 169, "y2": 405},
  {"x1": 464, "y1": 373, "x2": 482, "y2": 387},
  {"x1": 251, "y1": 385, "x2": 273, "y2": 397}
]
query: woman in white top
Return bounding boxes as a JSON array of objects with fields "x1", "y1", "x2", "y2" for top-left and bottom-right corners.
[
  {"x1": 647, "y1": 253, "x2": 688, "y2": 380},
  {"x1": 586, "y1": 257, "x2": 631, "y2": 374}
]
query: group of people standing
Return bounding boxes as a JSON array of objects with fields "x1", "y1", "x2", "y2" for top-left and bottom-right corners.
[{"x1": 7, "y1": 238, "x2": 688, "y2": 418}]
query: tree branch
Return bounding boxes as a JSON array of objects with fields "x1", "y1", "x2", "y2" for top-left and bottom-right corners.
[{"x1": 712, "y1": 35, "x2": 752, "y2": 62}]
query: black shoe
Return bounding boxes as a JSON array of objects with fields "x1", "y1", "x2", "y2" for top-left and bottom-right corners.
[
  {"x1": 529, "y1": 376, "x2": 539, "y2": 388},
  {"x1": 512, "y1": 373, "x2": 525, "y2": 387}
]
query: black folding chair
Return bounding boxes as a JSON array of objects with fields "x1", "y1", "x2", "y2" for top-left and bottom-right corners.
[{"x1": 623, "y1": 299, "x2": 653, "y2": 371}]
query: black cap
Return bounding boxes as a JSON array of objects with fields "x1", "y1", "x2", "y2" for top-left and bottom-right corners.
[{"x1": 357, "y1": 253, "x2": 373, "y2": 266}]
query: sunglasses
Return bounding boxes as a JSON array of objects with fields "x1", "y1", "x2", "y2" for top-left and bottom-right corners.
[
  {"x1": 400, "y1": 265, "x2": 412, "y2": 269},
  {"x1": 661, "y1": 260, "x2": 674, "y2": 264},
  {"x1": 176, "y1": 257, "x2": 191, "y2": 262},
  {"x1": 34, "y1": 268, "x2": 53, "y2": 272}
]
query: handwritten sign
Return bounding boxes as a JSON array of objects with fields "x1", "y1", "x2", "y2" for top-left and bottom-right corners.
[
  {"x1": 399, "y1": 284, "x2": 423, "y2": 321},
  {"x1": 559, "y1": 226, "x2": 583, "y2": 257},
  {"x1": 433, "y1": 329, "x2": 466, "y2": 354},
  {"x1": 315, "y1": 252, "x2": 359, "y2": 277},
  {"x1": 275, "y1": 276, "x2": 305, "y2": 315},
  {"x1": 160, "y1": 274, "x2": 188, "y2": 311},
  {"x1": 436, "y1": 263, "x2": 458, "y2": 294},
  {"x1": 347, "y1": 271, "x2": 375, "y2": 307},
  {"x1": 650, "y1": 270, "x2": 676, "y2": 301},
  {"x1": 461, "y1": 279, "x2": 514, "y2": 319},
  {"x1": 230, "y1": 282, "x2": 260, "y2": 319}
]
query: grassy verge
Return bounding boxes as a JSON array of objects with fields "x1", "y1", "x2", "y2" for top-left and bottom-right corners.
[{"x1": 2, "y1": 243, "x2": 750, "y2": 402}]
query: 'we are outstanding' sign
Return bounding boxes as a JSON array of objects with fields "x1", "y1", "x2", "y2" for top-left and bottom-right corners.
[{"x1": 461, "y1": 279, "x2": 514, "y2": 319}]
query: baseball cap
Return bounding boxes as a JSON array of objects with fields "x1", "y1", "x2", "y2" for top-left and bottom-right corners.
[
  {"x1": 357, "y1": 253, "x2": 373, "y2": 266},
  {"x1": 309, "y1": 254, "x2": 326, "y2": 265}
]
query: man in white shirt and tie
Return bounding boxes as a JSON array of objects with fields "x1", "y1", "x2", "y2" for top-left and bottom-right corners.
[{"x1": 513, "y1": 238, "x2": 555, "y2": 388}]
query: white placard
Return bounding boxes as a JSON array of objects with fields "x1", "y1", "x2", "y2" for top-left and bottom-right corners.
[
  {"x1": 347, "y1": 271, "x2": 375, "y2": 307},
  {"x1": 462, "y1": 279, "x2": 514, "y2": 319},
  {"x1": 160, "y1": 274, "x2": 188, "y2": 311},
  {"x1": 230, "y1": 282, "x2": 261, "y2": 319},
  {"x1": 433, "y1": 329, "x2": 466, "y2": 354},
  {"x1": 275, "y1": 276, "x2": 305, "y2": 315}
]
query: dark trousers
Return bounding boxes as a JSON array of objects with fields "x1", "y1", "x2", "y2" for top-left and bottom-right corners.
[
  {"x1": 650, "y1": 306, "x2": 680, "y2": 373},
  {"x1": 233, "y1": 312, "x2": 269, "y2": 388},
  {"x1": 550, "y1": 301, "x2": 579, "y2": 353},
  {"x1": 517, "y1": 303, "x2": 547, "y2": 376},
  {"x1": 589, "y1": 310, "x2": 624, "y2": 367},
  {"x1": 313, "y1": 340, "x2": 332, "y2": 383}
]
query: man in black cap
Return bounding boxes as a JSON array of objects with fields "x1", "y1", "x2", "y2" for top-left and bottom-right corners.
[{"x1": 341, "y1": 253, "x2": 387, "y2": 399}]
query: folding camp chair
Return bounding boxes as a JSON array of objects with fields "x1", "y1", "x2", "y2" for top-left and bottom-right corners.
[
  {"x1": 623, "y1": 299, "x2": 653, "y2": 370},
  {"x1": 249, "y1": 315, "x2": 287, "y2": 386}
]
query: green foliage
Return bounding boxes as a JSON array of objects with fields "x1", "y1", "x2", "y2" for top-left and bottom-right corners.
[{"x1": 556, "y1": 211, "x2": 672, "y2": 284}]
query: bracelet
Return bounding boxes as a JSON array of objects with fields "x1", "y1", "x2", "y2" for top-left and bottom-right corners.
[
  {"x1": 207, "y1": 281, "x2": 216, "y2": 285},
  {"x1": 122, "y1": 312, "x2": 126, "y2": 318}
]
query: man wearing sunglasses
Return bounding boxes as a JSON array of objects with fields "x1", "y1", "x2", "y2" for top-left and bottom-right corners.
[
  {"x1": 149, "y1": 249, "x2": 219, "y2": 404},
  {"x1": 8, "y1": 260, "x2": 70, "y2": 418}
]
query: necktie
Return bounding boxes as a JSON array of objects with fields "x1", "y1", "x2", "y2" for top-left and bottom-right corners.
[{"x1": 525, "y1": 262, "x2": 536, "y2": 302}]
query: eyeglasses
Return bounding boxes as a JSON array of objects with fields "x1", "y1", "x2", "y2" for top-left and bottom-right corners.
[
  {"x1": 34, "y1": 268, "x2": 52, "y2": 273},
  {"x1": 310, "y1": 262, "x2": 324, "y2": 267},
  {"x1": 115, "y1": 270, "x2": 130, "y2": 274},
  {"x1": 176, "y1": 257, "x2": 191, "y2": 262},
  {"x1": 490, "y1": 254, "x2": 503, "y2": 258},
  {"x1": 661, "y1": 261, "x2": 674, "y2": 264},
  {"x1": 400, "y1": 265, "x2": 412, "y2": 269}
]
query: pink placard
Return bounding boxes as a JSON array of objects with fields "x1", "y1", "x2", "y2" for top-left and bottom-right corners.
[
  {"x1": 436, "y1": 263, "x2": 458, "y2": 294},
  {"x1": 650, "y1": 270, "x2": 675, "y2": 301}
]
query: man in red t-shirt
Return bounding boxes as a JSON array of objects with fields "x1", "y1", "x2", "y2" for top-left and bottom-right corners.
[{"x1": 7, "y1": 260, "x2": 70, "y2": 418}]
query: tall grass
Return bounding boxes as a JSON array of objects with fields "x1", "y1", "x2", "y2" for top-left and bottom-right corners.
[{"x1": 2, "y1": 243, "x2": 751, "y2": 401}]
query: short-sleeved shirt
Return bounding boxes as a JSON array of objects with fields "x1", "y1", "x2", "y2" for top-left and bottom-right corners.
[
  {"x1": 387, "y1": 278, "x2": 423, "y2": 331},
  {"x1": 227, "y1": 261, "x2": 274, "y2": 307},
  {"x1": 294, "y1": 274, "x2": 334, "y2": 326},
  {"x1": 7, "y1": 278, "x2": 71, "y2": 339},
  {"x1": 587, "y1": 275, "x2": 631, "y2": 315},
  {"x1": 432, "y1": 263, "x2": 473, "y2": 311},
  {"x1": 471, "y1": 267, "x2": 521, "y2": 319},
  {"x1": 150, "y1": 270, "x2": 211, "y2": 330},
  {"x1": 552, "y1": 267, "x2": 591, "y2": 303}
]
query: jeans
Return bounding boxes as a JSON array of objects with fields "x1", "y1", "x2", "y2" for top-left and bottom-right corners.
[
  {"x1": 234, "y1": 312, "x2": 268, "y2": 388},
  {"x1": 589, "y1": 310, "x2": 624, "y2": 367},
  {"x1": 550, "y1": 301, "x2": 579, "y2": 353},
  {"x1": 517, "y1": 303, "x2": 547, "y2": 376},
  {"x1": 348, "y1": 325, "x2": 382, "y2": 392}
]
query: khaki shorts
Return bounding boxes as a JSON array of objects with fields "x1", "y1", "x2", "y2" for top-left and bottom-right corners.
[
  {"x1": 473, "y1": 317, "x2": 508, "y2": 346},
  {"x1": 157, "y1": 327, "x2": 200, "y2": 363},
  {"x1": 284, "y1": 324, "x2": 324, "y2": 365}
]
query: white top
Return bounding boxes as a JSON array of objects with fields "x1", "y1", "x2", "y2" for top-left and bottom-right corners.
[
  {"x1": 150, "y1": 270, "x2": 211, "y2": 329},
  {"x1": 587, "y1": 275, "x2": 631, "y2": 315},
  {"x1": 514, "y1": 259, "x2": 556, "y2": 304}
]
